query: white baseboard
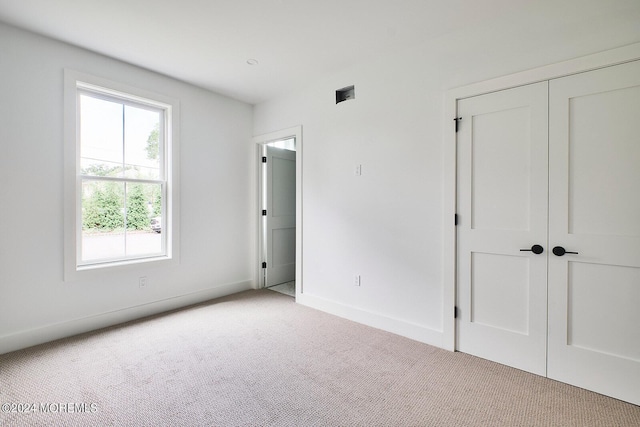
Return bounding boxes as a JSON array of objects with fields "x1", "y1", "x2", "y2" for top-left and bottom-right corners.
[
  {"x1": 296, "y1": 293, "x2": 445, "y2": 349},
  {"x1": 0, "y1": 280, "x2": 252, "y2": 355}
]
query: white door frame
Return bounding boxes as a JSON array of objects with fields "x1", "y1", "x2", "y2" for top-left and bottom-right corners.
[
  {"x1": 442, "y1": 43, "x2": 640, "y2": 351},
  {"x1": 253, "y1": 126, "x2": 303, "y2": 298}
]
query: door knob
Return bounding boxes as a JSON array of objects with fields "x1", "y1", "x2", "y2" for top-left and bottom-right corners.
[
  {"x1": 520, "y1": 244, "x2": 544, "y2": 255},
  {"x1": 552, "y1": 246, "x2": 579, "y2": 256}
]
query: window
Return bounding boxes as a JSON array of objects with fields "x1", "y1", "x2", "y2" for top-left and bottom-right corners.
[{"x1": 64, "y1": 70, "x2": 179, "y2": 276}]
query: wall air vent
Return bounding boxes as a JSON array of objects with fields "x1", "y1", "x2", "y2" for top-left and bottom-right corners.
[{"x1": 336, "y1": 85, "x2": 355, "y2": 104}]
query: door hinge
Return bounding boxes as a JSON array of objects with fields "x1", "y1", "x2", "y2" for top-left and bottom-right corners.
[
  {"x1": 262, "y1": 262, "x2": 267, "y2": 268},
  {"x1": 454, "y1": 117, "x2": 462, "y2": 132},
  {"x1": 454, "y1": 214, "x2": 458, "y2": 226},
  {"x1": 262, "y1": 156, "x2": 267, "y2": 163},
  {"x1": 262, "y1": 210, "x2": 267, "y2": 216},
  {"x1": 454, "y1": 306, "x2": 459, "y2": 319}
]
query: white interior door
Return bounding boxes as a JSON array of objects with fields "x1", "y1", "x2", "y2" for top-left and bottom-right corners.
[
  {"x1": 456, "y1": 81, "x2": 549, "y2": 375},
  {"x1": 547, "y1": 60, "x2": 640, "y2": 405},
  {"x1": 265, "y1": 145, "x2": 296, "y2": 287}
]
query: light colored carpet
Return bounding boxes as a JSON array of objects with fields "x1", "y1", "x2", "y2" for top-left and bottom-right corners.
[
  {"x1": 1, "y1": 289, "x2": 639, "y2": 426},
  {"x1": 267, "y1": 281, "x2": 295, "y2": 297}
]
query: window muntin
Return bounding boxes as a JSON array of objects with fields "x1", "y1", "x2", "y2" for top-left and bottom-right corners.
[{"x1": 77, "y1": 87, "x2": 168, "y2": 267}]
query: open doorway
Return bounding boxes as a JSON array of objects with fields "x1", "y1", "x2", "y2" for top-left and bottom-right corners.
[{"x1": 254, "y1": 127, "x2": 302, "y2": 299}]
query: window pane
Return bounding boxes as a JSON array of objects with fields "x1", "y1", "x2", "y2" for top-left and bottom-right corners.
[
  {"x1": 80, "y1": 95, "x2": 124, "y2": 177},
  {"x1": 125, "y1": 182, "x2": 163, "y2": 257},
  {"x1": 124, "y1": 105, "x2": 161, "y2": 179},
  {"x1": 73, "y1": 81, "x2": 170, "y2": 270},
  {"x1": 81, "y1": 180, "x2": 125, "y2": 262}
]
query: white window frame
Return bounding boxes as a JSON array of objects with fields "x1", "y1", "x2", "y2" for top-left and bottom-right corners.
[{"x1": 64, "y1": 69, "x2": 180, "y2": 280}]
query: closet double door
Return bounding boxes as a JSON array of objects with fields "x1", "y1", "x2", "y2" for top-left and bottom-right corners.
[{"x1": 456, "y1": 60, "x2": 640, "y2": 405}]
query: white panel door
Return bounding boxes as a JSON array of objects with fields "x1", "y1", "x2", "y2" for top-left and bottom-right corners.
[
  {"x1": 457, "y1": 82, "x2": 549, "y2": 375},
  {"x1": 548, "y1": 60, "x2": 640, "y2": 405},
  {"x1": 265, "y1": 145, "x2": 296, "y2": 287}
]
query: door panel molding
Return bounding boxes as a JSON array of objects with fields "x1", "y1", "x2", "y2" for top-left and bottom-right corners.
[
  {"x1": 446, "y1": 47, "x2": 640, "y2": 405},
  {"x1": 265, "y1": 145, "x2": 296, "y2": 287},
  {"x1": 456, "y1": 81, "x2": 549, "y2": 376},
  {"x1": 253, "y1": 126, "x2": 303, "y2": 297},
  {"x1": 443, "y1": 42, "x2": 640, "y2": 352},
  {"x1": 547, "y1": 60, "x2": 640, "y2": 405}
]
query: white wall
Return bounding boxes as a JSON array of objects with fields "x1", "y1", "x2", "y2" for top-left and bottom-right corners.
[
  {"x1": 253, "y1": 8, "x2": 640, "y2": 347},
  {"x1": 0, "y1": 23, "x2": 254, "y2": 354}
]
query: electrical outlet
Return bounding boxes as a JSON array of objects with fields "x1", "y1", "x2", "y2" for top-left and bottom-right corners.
[
  {"x1": 354, "y1": 275, "x2": 361, "y2": 286},
  {"x1": 139, "y1": 276, "x2": 147, "y2": 288},
  {"x1": 355, "y1": 164, "x2": 362, "y2": 176}
]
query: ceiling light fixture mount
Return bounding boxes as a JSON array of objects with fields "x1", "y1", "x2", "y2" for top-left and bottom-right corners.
[{"x1": 246, "y1": 59, "x2": 259, "y2": 66}]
